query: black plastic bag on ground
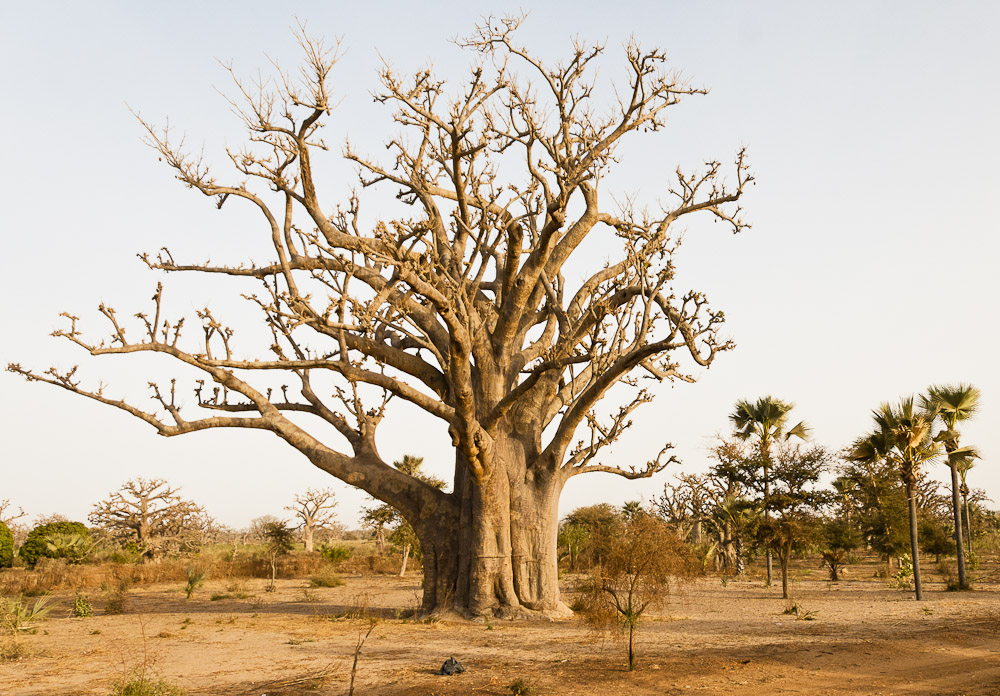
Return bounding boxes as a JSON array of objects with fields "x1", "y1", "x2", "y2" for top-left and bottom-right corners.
[{"x1": 437, "y1": 657, "x2": 466, "y2": 675}]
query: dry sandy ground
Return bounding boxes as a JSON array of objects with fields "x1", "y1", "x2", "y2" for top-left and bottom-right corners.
[{"x1": 2, "y1": 571, "x2": 999, "y2": 696}]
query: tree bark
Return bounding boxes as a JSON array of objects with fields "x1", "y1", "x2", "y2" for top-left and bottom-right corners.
[
  {"x1": 628, "y1": 622, "x2": 636, "y2": 671},
  {"x1": 407, "y1": 431, "x2": 568, "y2": 618},
  {"x1": 947, "y1": 463, "x2": 966, "y2": 586},
  {"x1": 304, "y1": 524, "x2": 315, "y2": 553},
  {"x1": 962, "y1": 487, "x2": 973, "y2": 557},
  {"x1": 780, "y1": 540, "x2": 790, "y2": 600},
  {"x1": 399, "y1": 543, "x2": 410, "y2": 577},
  {"x1": 905, "y1": 482, "x2": 924, "y2": 601},
  {"x1": 763, "y1": 461, "x2": 773, "y2": 587}
]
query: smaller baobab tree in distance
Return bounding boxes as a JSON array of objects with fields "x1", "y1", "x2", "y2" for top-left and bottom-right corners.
[
  {"x1": 89, "y1": 478, "x2": 211, "y2": 562},
  {"x1": 285, "y1": 487, "x2": 339, "y2": 553}
]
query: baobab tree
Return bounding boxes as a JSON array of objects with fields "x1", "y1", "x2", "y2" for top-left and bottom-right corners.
[
  {"x1": 8, "y1": 18, "x2": 749, "y2": 616},
  {"x1": 285, "y1": 487, "x2": 339, "y2": 552},
  {"x1": 89, "y1": 478, "x2": 211, "y2": 561}
]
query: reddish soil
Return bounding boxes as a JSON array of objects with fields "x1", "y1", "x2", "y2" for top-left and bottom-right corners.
[{"x1": 2, "y1": 569, "x2": 999, "y2": 695}]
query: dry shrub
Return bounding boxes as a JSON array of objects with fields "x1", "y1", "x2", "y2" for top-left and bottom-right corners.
[
  {"x1": 0, "y1": 548, "x2": 364, "y2": 597},
  {"x1": 0, "y1": 558, "x2": 192, "y2": 595},
  {"x1": 577, "y1": 514, "x2": 697, "y2": 671},
  {"x1": 1, "y1": 638, "x2": 33, "y2": 661},
  {"x1": 337, "y1": 551, "x2": 407, "y2": 575}
]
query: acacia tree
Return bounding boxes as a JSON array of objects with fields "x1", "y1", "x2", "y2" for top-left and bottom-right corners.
[
  {"x1": 579, "y1": 513, "x2": 694, "y2": 671},
  {"x1": 285, "y1": 487, "x2": 339, "y2": 552},
  {"x1": 89, "y1": 478, "x2": 210, "y2": 561},
  {"x1": 835, "y1": 445, "x2": 909, "y2": 574},
  {"x1": 8, "y1": 19, "x2": 749, "y2": 616},
  {"x1": 703, "y1": 440, "x2": 760, "y2": 574},
  {"x1": 757, "y1": 442, "x2": 829, "y2": 599}
]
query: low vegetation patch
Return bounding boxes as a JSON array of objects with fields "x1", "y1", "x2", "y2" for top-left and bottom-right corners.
[
  {"x1": 72, "y1": 591, "x2": 93, "y2": 618},
  {"x1": 309, "y1": 571, "x2": 345, "y2": 588},
  {"x1": 0, "y1": 594, "x2": 52, "y2": 635},
  {"x1": 508, "y1": 677, "x2": 539, "y2": 695},
  {"x1": 110, "y1": 669, "x2": 185, "y2": 696}
]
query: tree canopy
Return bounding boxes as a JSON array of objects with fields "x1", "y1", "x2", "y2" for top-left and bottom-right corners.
[{"x1": 7, "y1": 17, "x2": 749, "y2": 616}]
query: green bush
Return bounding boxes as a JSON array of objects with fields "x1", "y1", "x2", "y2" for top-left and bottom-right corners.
[
  {"x1": 0, "y1": 522, "x2": 12, "y2": 568},
  {"x1": 19, "y1": 522, "x2": 89, "y2": 567},
  {"x1": 319, "y1": 543, "x2": 352, "y2": 563},
  {"x1": 72, "y1": 592, "x2": 93, "y2": 618}
]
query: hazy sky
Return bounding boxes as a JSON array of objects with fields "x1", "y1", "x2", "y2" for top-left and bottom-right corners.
[{"x1": 2, "y1": 2, "x2": 998, "y2": 529}]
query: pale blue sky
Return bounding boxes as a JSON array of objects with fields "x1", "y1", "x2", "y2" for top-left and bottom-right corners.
[{"x1": 2, "y1": 2, "x2": 998, "y2": 528}]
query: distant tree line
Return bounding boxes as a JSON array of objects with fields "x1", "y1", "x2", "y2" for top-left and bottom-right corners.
[{"x1": 558, "y1": 384, "x2": 996, "y2": 602}]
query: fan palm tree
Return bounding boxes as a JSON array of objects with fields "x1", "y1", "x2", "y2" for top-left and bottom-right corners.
[
  {"x1": 729, "y1": 396, "x2": 808, "y2": 586},
  {"x1": 921, "y1": 383, "x2": 981, "y2": 587},
  {"x1": 955, "y1": 454, "x2": 979, "y2": 557},
  {"x1": 850, "y1": 397, "x2": 942, "y2": 601}
]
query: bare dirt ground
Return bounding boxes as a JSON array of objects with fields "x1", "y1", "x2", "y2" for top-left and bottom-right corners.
[{"x1": 2, "y1": 566, "x2": 999, "y2": 696}]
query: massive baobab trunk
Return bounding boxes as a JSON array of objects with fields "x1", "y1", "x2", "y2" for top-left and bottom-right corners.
[
  {"x1": 409, "y1": 430, "x2": 566, "y2": 616},
  {"x1": 11, "y1": 18, "x2": 748, "y2": 616}
]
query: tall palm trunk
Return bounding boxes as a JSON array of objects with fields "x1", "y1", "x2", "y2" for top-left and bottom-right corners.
[
  {"x1": 905, "y1": 480, "x2": 923, "y2": 601},
  {"x1": 763, "y1": 460, "x2": 773, "y2": 587},
  {"x1": 947, "y1": 461, "x2": 967, "y2": 586},
  {"x1": 961, "y1": 486, "x2": 973, "y2": 557}
]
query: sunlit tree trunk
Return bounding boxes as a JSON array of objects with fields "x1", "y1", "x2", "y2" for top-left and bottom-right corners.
[
  {"x1": 905, "y1": 480, "x2": 924, "y2": 601},
  {"x1": 399, "y1": 544, "x2": 410, "y2": 577},
  {"x1": 780, "y1": 538, "x2": 791, "y2": 600},
  {"x1": 947, "y1": 462, "x2": 966, "y2": 586}
]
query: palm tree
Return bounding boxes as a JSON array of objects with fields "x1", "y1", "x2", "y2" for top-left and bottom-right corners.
[
  {"x1": 842, "y1": 431, "x2": 906, "y2": 576},
  {"x1": 850, "y1": 397, "x2": 941, "y2": 601},
  {"x1": 955, "y1": 454, "x2": 979, "y2": 557},
  {"x1": 729, "y1": 396, "x2": 808, "y2": 586},
  {"x1": 921, "y1": 383, "x2": 981, "y2": 588}
]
